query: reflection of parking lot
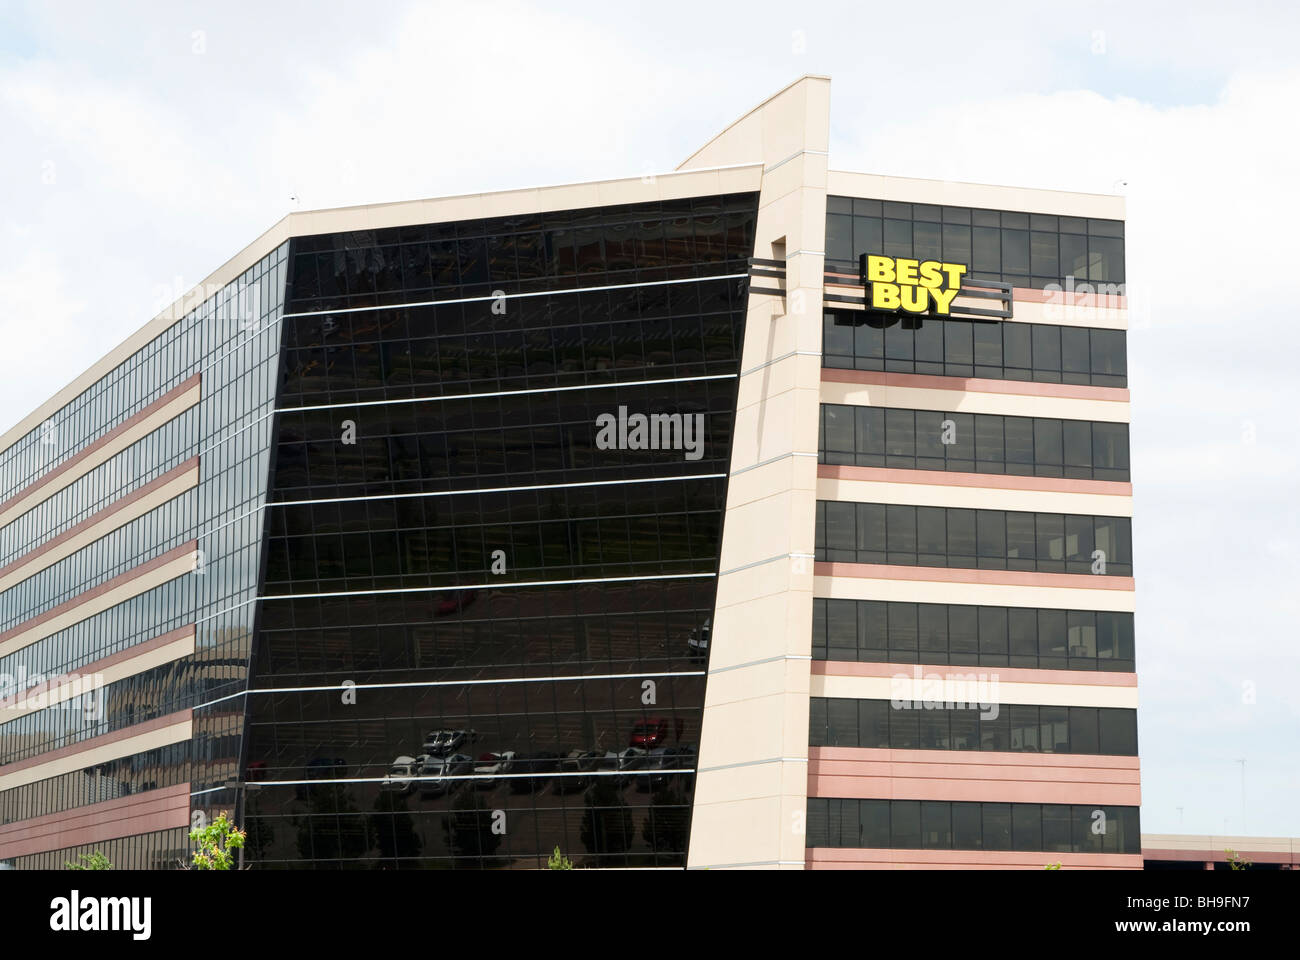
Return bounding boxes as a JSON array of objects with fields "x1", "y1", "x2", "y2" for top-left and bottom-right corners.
[
  {"x1": 252, "y1": 674, "x2": 705, "y2": 788},
  {"x1": 379, "y1": 727, "x2": 697, "y2": 801}
]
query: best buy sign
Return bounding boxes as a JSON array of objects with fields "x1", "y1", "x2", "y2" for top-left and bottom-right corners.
[{"x1": 861, "y1": 254, "x2": 968, "y2": 315}]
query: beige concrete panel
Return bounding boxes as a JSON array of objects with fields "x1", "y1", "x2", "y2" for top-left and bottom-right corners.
[
  {"x1": 736, "y1": 309, "x2": 816, "y2": 372},
  {"x1": 827, "y1": 170, "x2": 1126, "y2": 221},
  {"x1": 811, "y1": 672, "x2": 1140, "y2": 709},
  {"x1": 715, "y1": 164, "x2": 766, "y2": 195},
  {"x1": 724, "y1": 456, "x2": 818, "y2": 511},
  {"x1": 679, "y1": 76, "x2": 831, "y2": 172},
  {"x1": 758, "y1": 154, "x2": 826, "y2": 203},
  {"x1": 730, "y1": 386, "x2": 822, "y2": 470},
  {"x1": 734, "y1": 353, "x2": 816, "y2": 412},
  {"x1": 480, "y1": 189, "x2": 542, "y2": 218},
  {"x1": 701, "y1": 659, "x2": 796, "y2": 711},
  {"x1": 716, "y1": 493, "x2": 819, "y2": 571},
  {"x1": 814, "y1": 574, "x2": 1137, "y2": 612},
  {"x1": 689, "y1": 75, "x2": 830, "y2": 872},
  {"x1": 818, "y1": 378, "x2": 1130, "y2": 423},
  {"x1": 655, "y1": 169, "x2": 723, "y2": 202},
  {"x1": 533, "y1": 182, "x2": 601, "y2": 212},
  {"x1": 687, "y1": 795, "x2": 785, "y2": 865},
  {"x1": 694, "y1": 694, "x2": 796, "y2": 779},
  {"x1": 1142, "y1": 834, "x2": 1299, "y2": 854},
  {"x1": 816, "y1": 476, "x2": 1134, "y2": 517},
  {"x1": 708, "y1": 595, "x2": 811, "y2": 671},
  {"x1": 1007, "y1": 296, "x2": 1128, "y2": 330}
]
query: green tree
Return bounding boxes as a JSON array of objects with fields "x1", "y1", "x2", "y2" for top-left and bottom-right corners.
[
  {"x1": 296, "y1": 782, "x2": 373, "y2": 862},
  {"x1": 442, "y1": 790, "x2": 502, "y2": 866},
  {"x1": 548, "y1": 846, "x2": 574, "y2": 870},
  {"x1": 66, "y1": 850, "x2": 112, "y2": 870},
  {"x1": 581, "y1": 779, "x2": 634, "y2": 862},
  {"x1": 642, "y1": 786, "x2": 689, "y2": 862},
  {"x1": 1225, "y1": 848, "x2": 1253, "y2": 870},
  {"x1": 371, "y1": 790, "x2": 422, "y2": 867},
  {"x1": 190, "y1": 811, "x2": 246, "y2": 870}
]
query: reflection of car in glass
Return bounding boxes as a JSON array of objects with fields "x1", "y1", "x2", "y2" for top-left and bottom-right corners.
[
  {"x1": 419, "y1": 754, "x2": 472, "y2": 797},
  {"x1": 434, "y1": 589, "x2": 479, "y2": 617},
  {"x1": 687, "y1": 618, "x2": 711, "y2": 659},
  {"x1": 422, "y1": 730, "x2": 473, "y2": 755},
  {"x1": 472, "y1": 751, "x2": 516, "y2": 787},
  {"x1": 381, "y1": 755, "x2": 421, "y2": 794},
  {"x1": 629, "y1": 718, "x2": 683, "y2": 749},
  {"x1": 553, "y1": 750, "x2": 601, "y2": 793},
  {"x1": 296, "y1": 757, "x2": 346, "y2": 800},
  {"x1": 600, "y1": 747, "x2": 648, "y2": 786},
  {"x1": 641, "y1": 745, "x2": 697, "y2": 791},
  {"x1": 509, "y1": 752, "x2": 561, "y2": 794}
]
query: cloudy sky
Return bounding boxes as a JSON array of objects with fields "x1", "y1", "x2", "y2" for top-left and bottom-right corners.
[{"x1": 1, "y1": 1, "x2": 1297, "y2": 837}]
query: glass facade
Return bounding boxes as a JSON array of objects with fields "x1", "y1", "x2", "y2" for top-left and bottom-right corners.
[
  {"x1": 0, "y1": 247, "x2": 287, "y2": 865},
  {"x1": 809, "y1": 698, "x2": 1139, "y2": 756},
  {"x1": 815, "y1": 501, "x2": 1134, "y2": 576},
  {"x1": 806, "y1": 798, "x2": 1141, "y2": 854},
  {"x1": 825, "y1": 196, "x2": 1126, "y2": 290},
  {"x1": 818, "y1": 403, "x2": 1130, "y2": 481},
  {"x1": 821, "y1": 312, "x2": 1127, "y2": 386},
  {"x1": 812, "y1": 599, "x2": 1136, "y2": 673},
  {"x1": 235, "y1": 193, "x2": 758, "y2": 868}
]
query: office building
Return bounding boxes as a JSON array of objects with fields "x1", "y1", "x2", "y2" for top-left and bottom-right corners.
[{"x1": 0, "y1": 76, "x2": 1137, "y2": 869}]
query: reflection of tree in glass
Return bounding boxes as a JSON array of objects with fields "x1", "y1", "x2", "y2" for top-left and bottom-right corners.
[
  {"x1": 242, "y1": 793, "x2": 275, "y2": 865},
  {"x1": 370, "y1": 791, "x2": 422, "y2": 868},
  {"x1": 442, "y1": 791, "x2": 501, "y2": 867},
  {"x1": 295, "y1": 782, "x2": 373, "y2": 863},
  {"x1": 581, "y1": 779, "x2": 634, "y2": 864},
  {"x1": 642, "y1": 787, "x2": 688, "y2": 862}
]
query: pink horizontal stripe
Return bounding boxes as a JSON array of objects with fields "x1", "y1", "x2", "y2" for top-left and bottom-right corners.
[
  {"x1": 0, "y1": 625, "x2": 196, "y2": 711},
  {"x1": 0, "y1": 457, "x2": 200, "y2": 581},
  {"x1": 0, "y1": 782, "x2": 190, "y2": 860},
  {"x1": 0, "y1": 708, "x2": 191, "y2": 777},
  {"x1": 820, "y1": 367, "x2": 1129, "y2": 403},
  {"x1": 812, "y1": 659, "x2": 1138, "y2": 687},
  {"x1": 0, "y1": 374, "x2": 201, "y2": 518},
  {"x1": 817, "y1": 463, "x2": 1132, "y2": 497},
  {"x1": 806, "y1": 847, "x2": 1141, "y2": 870},
  {"x1": 808, "y1": 746, "x2": 1141, "y2": 806},
  {"x1": 0, "y1": 541, "x2": 198, "y2": 645},
  {"x1": 815, "y1": 561, "x2": 1136, "y2": 592}
]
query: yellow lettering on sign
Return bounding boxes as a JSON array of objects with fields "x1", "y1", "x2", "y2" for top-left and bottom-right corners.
[
  {"x1": 865, "y1": 255, "x2": 895, "y2": 283},
  {"x1": 930, "y1": 287, "x2": 960, "y2": 314},
  {"x1": 863, "y1": 254, "x2": 970, "y2": 316},
  {"x1": 941, "y1": 263, "x2": 967, "y2": 288},
  {"x1": 872, "y1": 283, "x2": 901, "y2": 310},
  {"x1": 899, "y1": 284, "x2": 928, "y2": 312}
]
